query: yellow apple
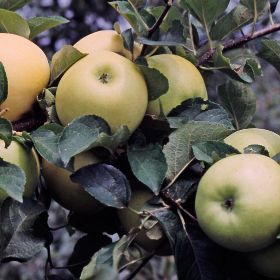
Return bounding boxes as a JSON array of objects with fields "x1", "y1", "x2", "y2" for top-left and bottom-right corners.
[
  {"x1": 146, "y1": 54, "x2": 207, "y2": 116},
  {"x1": 246, "y1": 241, "x2": 280, "y2": 279},
  {"x1": 73, "y1": 30, "x2": 141, "y2": 60},
  {"x1": 42, "y1": 151, "x2": 102, "y2": 213},
  {"x1": 0, "y1": 139, "x2": 40, "y2": 200},
  {"x1": 55, "y1": 50, "x2": 148, "y2": 134},
  {"x1": 224, "y1": 128, "x2": 280, "y2": 157},
  {"x1": 195, "y1": 154, "x2": 280, "y2": 252},
  {"x1": 0, "y1": 33, "x2": 50, "y2": 121},
  {"x1": 118, "y1": 184, "x2": 169, "y2": 254}
]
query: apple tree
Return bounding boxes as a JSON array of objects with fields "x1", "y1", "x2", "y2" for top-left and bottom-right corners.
[{"x1": 1, "y1": 0, "x2": 280, "y2": 279}]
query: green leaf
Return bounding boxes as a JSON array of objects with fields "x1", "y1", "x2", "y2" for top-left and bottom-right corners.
[
  {"x1": 0, "y1": 8, "x2": 30, "y2": 38},
  {"x1": 243, "y1": 144, "x2": 269, "y2": 156},
  {"x1": 213, "y1": 45, "x2": 262, "y2": 83},
  {"x1": 58, "y1": 115, "x2": 129, "y2": 167},
  {"x1": 121, "y1": 28, "x2": 134, "y2": 55},
  {"x1": 0, "y1": 0, "x2": 32, "y2": 10},
  {"x1": 50, "y1": 45, "x2": 87, "y2": 84},
  {"x1": 163, "y1": 121, "x2": 233, "y2": 180},
  {"x1": 71, "y1": 163, "x2": 131, "y2": 209},
  {"x1": 218, "y1": 80, "x2": 256, "y2": 130},
  {"x1": 109, "y1": 1, "x2": 149, "y2": 36},
  {"x1": 179, "y1": 0, "x2": 230, "y2": 29},
  {"x1": 258, "y1": 39, "x2": 280, "y2": 73},
  {"x1": 127, "y1": 143, "x2": 167, "y2": 195},
  {"x1": 137, "y1": 64, "x2": 169, "y2": 101},
  {"x1": 0, "y1": 62, "x2": 8, "y2": 105},
  {"x1": 0, "y1": 118, "x2": 12, "y2": 147},
  {"x1": 27, "y1": 16, "x2": 69, "y2": 40},
  {"x1": 0, "y1": 198, "x2": 47, "y2": 262},
  {"x1": 0, "y1": 159, "x2": 25, "y2": 202},
  {"x1": 192, "y1": 140, "x2": 240, "y2": 164},
  {"x1": 240, "y1": 0, "x2": 268, "y2": 13}
]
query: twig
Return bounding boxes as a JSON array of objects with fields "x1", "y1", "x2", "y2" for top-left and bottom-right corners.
[
  {"x1": 125, "y1": 253, "x2": 155, "y2": 280},
  {"x1": 197, "y1": 23, "x2": 280, "y2": 66}
]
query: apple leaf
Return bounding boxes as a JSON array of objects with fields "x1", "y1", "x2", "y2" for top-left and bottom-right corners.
[
  {"x1": 67, "y1": 234, "x2": 112, "y2": 278},
  {"x1": 127, "y1": 143, "x2": 167, "y2": 195},
  {"x1": 50, "y1": 45, "x2": 87, "y2": 84},
  {"x1": 167, "y1": 98, "x2": 234, "y2": 129},
  {"x1": 258, "y1": 39, "x2": 280, "y2": 73},
  {"x1": 29, "y1": 123, "x2": 65, "y2": 167},
  {"x1": 163, "y1": 121, "x2": 233, "y2": 180},
  {"x1": 121, "y1": 28, "x2": 134, "y2": 56},
  {"x1": 218, "y1": 80, "x2": 256, "y2": 130},
  {"x1": 192, "y1": 140, "x2": 240, "y2": 164},
  {"x1": 0, "y1": 0, "x2": 32, "y2": 10},
  {"x1": 58, "y1": 115, "x2": 129, "y2": 166},
  {"x1": 240, "y1": 0, "x2": 268, "y2": 13},
  {"x1": 0, "y1": 118, "x2": 12, "y2": 147},
  {"x1": 71, "y1": 163, "x2": 131, "y2": 209},
  {"x1": 0, "y1": 8, "x2": 30, "y2": 38},
  {"x1": 0, "y1": 198, "x2": 48, "y2": 262},
  {"x1": 27, "y1": 16, "x2": 69, "y2": 40},
  {"x1": 213, "y1": 45, "x2": 262, "y2": 84},
  {"x1": 137, "y1": 64, "x2": 169, "y2": 101},
  {"x1": 0, "y1": 159, "x2": 25, "y2": 202},
  {"x1": 243, "y1": 144, "x2": 269, "y2": 156},
  {"x1": 270, "y1": 0, "x2": 279, "y2": 13},
  {"x1": 0, "y1": 62, "x2": 8, "y2": 105}
]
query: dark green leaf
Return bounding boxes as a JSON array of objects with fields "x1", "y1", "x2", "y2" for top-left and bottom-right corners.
[
  {"x1": 243, "y1": 144, "x2": 269, "y2": 156},
  {"x1": 218, "y1": 80, "x2": 256, "y2": 130},
  {"x1": 27, "y1": 16, "x2": 69, "y2": 40},
  {"x1": 50, "y1": 45, "x2": 87, "y2": 84},
  {"x1": 258, "y1": 39, "x2": 280, "y2": 73},
  {"x1": 0, "y1": 62, "x2": 8, "y2": 105},
  {"x1": 163, "y1": 121, "x2": 233, "y2": 180},
  {"x1": 0, "y1": 159, "x2": 25, "y2": 202},
  {"x1": 127, "y1": 143, "x2": 167, "y2": 195},
  {"x1": 0, "y1": 0, "x2": 32, "y2": 10},
  {"x1": 0, "y1": 8, "x2": 30, "y2": 38},
  {"x1": 71, "y1": 163, "x2": 131, "y2": 209},
  {"x1": 0, "y1": 198, "x2": 47, "y2": 262},
  {"x1": 137, "y1": 64, "x2": 169, "y2": 101},
  {"x1": 192, "y1": 140, "x2": 240, "y2": 164},
  {"x1": 240, "y1": 0, "x2": 268, "y2": 13},
  {"x1": 0, "y1": 118, "x2": 12, "y2": 147},
  {"x1": 121, "y1": 28, "x2": 134, "y2": 55}
]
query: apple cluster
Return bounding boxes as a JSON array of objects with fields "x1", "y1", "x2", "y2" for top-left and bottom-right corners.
[{"x1": 195, "y1": 128, "x2": 280, "y2": 279}]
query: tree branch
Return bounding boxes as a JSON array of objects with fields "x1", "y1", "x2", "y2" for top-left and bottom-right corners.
[{"x1": 197, "y1": 23, "x2": 280, "y2": 66}]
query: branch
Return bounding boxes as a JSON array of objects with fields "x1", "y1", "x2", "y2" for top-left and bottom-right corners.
[{"x1": 197, "y1": 23, "x2": 280, "y2": 66}]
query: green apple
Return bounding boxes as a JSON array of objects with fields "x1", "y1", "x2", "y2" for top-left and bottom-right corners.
[
  {"x1": 146, "y1": 54, "x2": 207, "y2": 116},
  {"x1": 224, "y1": 128, "x2": 280, "y2": 157},
  {"x1": 246, "y1": 241, "x2": 280, "y2": 279},
  {"x1": 42, "y1": 151, "x2": 102, "y2": 213},
  {"x1": 118, "y1": 185, "x2": 169, "y2": 254},
  {"x1": 55, "y1": 50, "x2": 148, "y2": 134},
  {"x1": 73, "y1": 30, "x2": 142, "y2": 60},
  {"x1": 0, "y1": 139, "x2": 40, "y2": 200},
  {"x1": 195, "y1": 154, "x2": 280, "y2": 252}
]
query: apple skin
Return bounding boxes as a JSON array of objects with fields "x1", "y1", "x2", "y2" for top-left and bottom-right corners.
[
  {"x1": 73, "y1": 30, "x2": 141, "y2": 60},
  {"x1": 146, "y1": 54, "x2": 207, "y2": 116},
  {"x1": 195, "y1": 154, "x2": 280, "y2": 252},
  {"x1": 245, "y1": 241, "x2": 280, "y2": 279},
  {"x1": 224, "y1": 128, "x2": 280, "y2": 157},
  {"x1": 55, "y1": 50, "x2": 148, "y2": 134},
  {"x1": 0, "y1": 33, "x2": 50, "y2": 121},
  {"x1": 42, "y1": 151, "x2": 103, "y2": 214},
  {"x1": 0, "y1": 139, "x2": 40, "y2": 200},
  {"x1": 118, "y1": 185, "x2": 170, "y2": 255}
]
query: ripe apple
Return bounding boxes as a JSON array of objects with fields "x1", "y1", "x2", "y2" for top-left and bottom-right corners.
[
  {"x1": 246, "y1": 241, "x2": 280, "y2": 279},
  {"x1": 224, "y1": 128, "x2": 280, "y2": 157},
  {"x1": 0, "y1": 139, "x2": 40, "y2": 200},
  {"x1": 73, "y1": 30, "x2": 141, "y2": 60},
  {"x1": 55, "y1": 50, "x2": 148, "y2": 134},
  {"x1": 195, "y1": 154, "x2": 280, "y2": 252},
  {"x1": 42, "y1": 151, "x2": 102, "y2": 213},
  {"x1": 118, "y1": 185, "x2": 169, "y2": 254},
  {"x1": 0, "y1": 33, "x2": 50, "y2": 121},
  {"x1": 146, "y1": 54, "x2": 207, "y2": 116}
]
